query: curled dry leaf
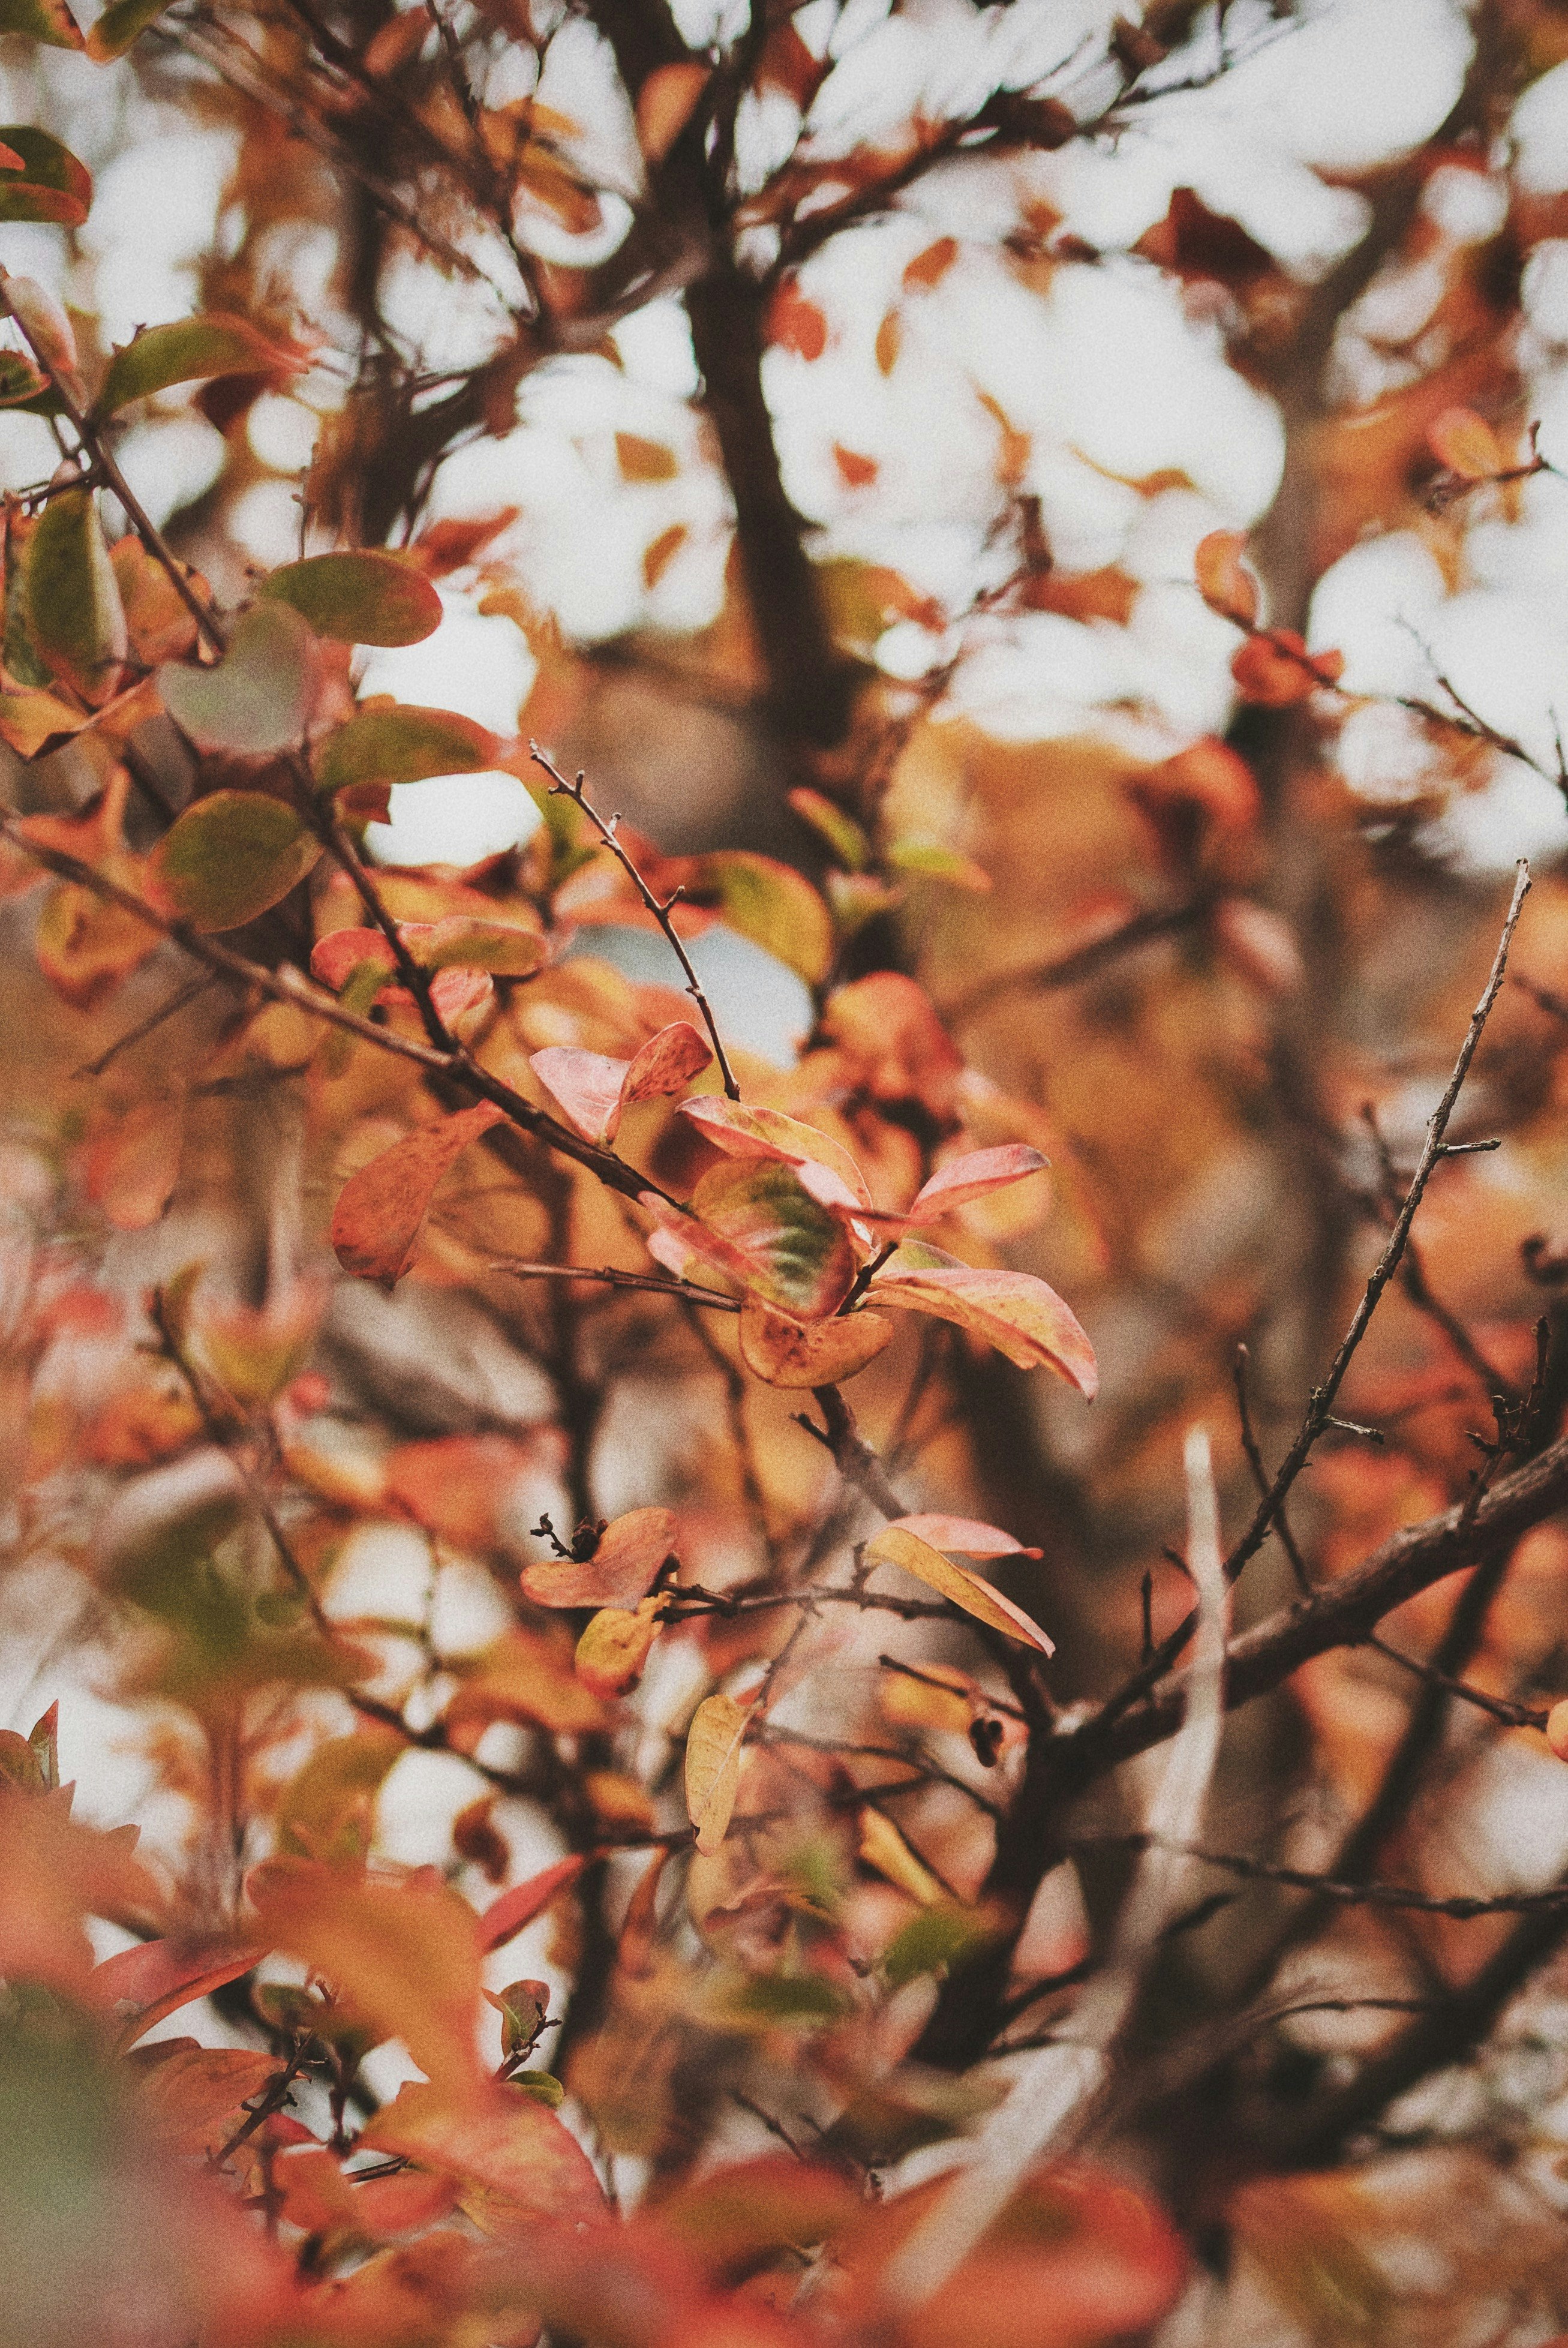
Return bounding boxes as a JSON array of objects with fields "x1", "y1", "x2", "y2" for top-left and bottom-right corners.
[
  {"x1": 862, "y1": 1524, "x2": 1055, "y2": 1655},
  {"x1": 1193, "y1": 529, "x2": 1259, "y2": 627},
  {"x1": 331, "y1": 1101, "x2": 504, "y2": 1285},
  {"x1": 869, "y1": 1241, "x2": 1098, "y2": 1394},
  {"x1": 738, "y1": 1293, "x2": 892, "y2": 1388},
  {"x1": 521, "y1": 1505, "x2": 676, "y2": 1607},
  {"x1": 530, "y1": 1020, "x2": 713, "y2": 1145},
  {"x1": 575, "y1": 1595, "x2": 668, "y2": 1697},
  {"x1": 854, "y1": 1143, "x2": 1049, "y2": 1234},
  {"x1": 685, "y1": 1691, "x2": 749, "y2": 1854},
  {"x1": 1429, "y1": 405, "x2": 1503, "y2": 481}
]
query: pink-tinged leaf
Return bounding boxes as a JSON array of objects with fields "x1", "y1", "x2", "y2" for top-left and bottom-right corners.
[
  {"x1": 738, "y1": 1295, "x2": 891, "y2": 1389},
  {"x1": 863, "y1": 1524, "x2": 1054, "y2": 1654},
  {"x1": 477, "y1": 1856, "x2": 587, "y2": 1954},
  {"x1": 687, "y1": 1159, "x2": 858, "y2": 1319},
  {"x1": 1429, "y1": 405, "x2": 1503, "y2": 481},
  {"x1": 869, "y1": 1242, "x2": 1098, "y2": 1395},
  {"x1": 521, "y1": 1506, "x2": 675, "y2": 1609},
  {"x1": 1194, "y1": 529, "x2": 1258, "y2": 627},
  {"x1": 905, "y1": 1145, "x2": 1049, "y2": 1224},
  {"x1": 887, "y1": 1514, "x2": 1043, "y2": 1560},
  {"x1": 262, "y1": 551, "x2": 442, "y2": 647},
  {"x1": 620, "y1": 1021, "x2": 713, "y2": 1110},
  {"x1": 247, "y1": 1856, "x2": 487, "y2": 2099},
  {"x1": 530, "y1": 1045, "x2": 629, "y2": 1144},
  {"x1": 159, "y1": 600, "x2": 321, "y2": 756},
  {"x1": 356, "y1": 2079, "x2": 609, "y2": 2231},
  {"x1": 678, "y1": 1095, "x2": 871, "y2": 1207},
  {"x1": 4, "y1": 274, "x2": 76, "y2": 379},
  {"x1": 95, "y1": 313, "x2": 308, "y2": 418},
  {"x1": 89, "y1": 1935, "x2": 260, "y2": 2047},
  {"x1": 154, "y1": 791, "x2": 322, "y2": 933},
  {"x1": 311, "y1": 926, "x2": 397, "y2": 989},
  {"x1": 331, "y1": 1101, "x2": 504, "y2": 1284}
]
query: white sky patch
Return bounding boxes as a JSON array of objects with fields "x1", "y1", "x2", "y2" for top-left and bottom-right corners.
[
  {"x1": 356, "y1": 594, "x2": 537, "y2": 732},
  {"x1": 576, "y1": 923, "x2": 813, "y2": 1068},
  {"x1": 367, "y1": 772, "x2": 544, "y2": 867},
  {"x1": 80, "y1": 129, "x2": 239, "y2": 347}
]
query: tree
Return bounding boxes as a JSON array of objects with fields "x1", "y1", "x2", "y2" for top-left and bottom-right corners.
[{"x1": 8, "y1": 0, "x2": 1568, "y2": 2336}]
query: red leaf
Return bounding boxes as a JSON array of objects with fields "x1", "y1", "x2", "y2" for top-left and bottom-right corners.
[
  {"x1": 357, "y1": 2078, "x2": 609, "y2": 2231},
  {"x1": 767, "y1": 283, "x2": 827, "y2": 359},
  {"x1": 903, "y1": 236, "x2": 959, "y2": 290},
  {"x1": 833, "y1": 444, "x2": 879, "y2": 488},
  {"x1": 331, "y1": 1101, "x2": 504, "y2": 1284},
  {"x1": 521, "y1": 1505, "x2": 676, "y2": 1608},
  {"x1": 477, "y1": 1855, "x2": 588, "y2": 1954},
  {"x1": 89, "y1": 1935, "x2": 260, "y2": 2047},
  {"x1": 887, "y1": 1513, "x2": 1043, "y2": 1560}
]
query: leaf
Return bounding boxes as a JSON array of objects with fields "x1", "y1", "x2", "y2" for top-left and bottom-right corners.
[
  {"x1": 94, "y1": 313, "x2": 307, "y2": 417},
  {"x1": 1231, "y1": 629, "x2": 1344, "y2": 705},
  {"x1": 859, "y1": 1806, "x2": 946, "y2": 1905},
  {"x1": 903, "y1": 236, "x2": 959, "y2": 290},
  {"x1": 331, "y1": 1101, "x2": 505, "y2": 1284},
  {"x1": 767, "y1": 282, "x2": 827, "y2": 359},
  {"x1": 679, "y1": 1094, "x2": 871, "y2": 1205},
  {"x1": 738, "y1": 1295, "x2": 891, "y2": 1388},
  {"x1": 111, "y1": 536, "x2": 206, "y2": 665},
  {"x1": 833, "y1": 444, "x2": 878, "y2": 489},
  {"x1": 85, "y1": 0, "x2": 172, "y2": 55},
  {"x1": 154, "y1": 791, "x2": 322, "y2": 932},
  {"x1": 0, "y1": 347, "x2": 44, "y2": 406},
  {"x1": 26, "y1": 487, "x2": 125, "y2": 704},
  {"x1": 263, "y1": 551, "x2": 443, "y2": 647},
  {"x1": 688, "y1": 850, "x2": 834, "y2": 983},
  {"x1": 575, "y1": 1595, "x2": 667, "y2": 1696},
  {"x1": 887, "y1": 1514, "x2": 1041, "y2": 1560},
  {"x1": 686, "y1": 1159, "x2": 858, "y2": 1319},
  {"x1": 615, "y1": 431, "x2": 678, "y2": 483},
  {"x1": 0, "y1": 0, "x2": 82, "y2": 48},
  {"x1": 357, "y1": 2079, "x2": 609, "y2": 2231},
  {"x1": 446, "y1": 1626, "x2": 608, "y2": 1738},
  {"x1": 160, "y1": 600, "x2": 320, "y2": 755},
  {"x1": 882, "y1": 1902, "x2": 999, "y2": 1989},
  {"x1": 0, "y1": 128, "x2": 92, "y2": 224},
  {"x1": 1429, "y1": 405, "x2": 1502, "y2": 480},
  {"x1": 407, "y1": 914, "x2": 543, "y2": 975},
  {"x1": 902, "y1": 1145, "x2": 1049, "y2": 1224},
  {"x1": 133, "y1": 2044, "x2": 278, "y2": 2150},
  {"x1": 0, "y1": 686, "x2": 84, "y2": 755},
  {"x1": 530, "y1": 1020, "x2": 712, "y2": 1144},
  {"x1": 643, "y1": 521, "x2": 687, "y2": 588},
  {"x1": 685, "y1": 1691, "x2": 747, "y2": 1854},
  {"x1": 635, "y1": 60, "x2": 710, "y2": 161},
  {"x1": 875, "y1": 309, "x2": 901, "y2": 375},
  {"x1": 788, "y1": 785, "x2": 867, "y2": 870},
  {"x1": 862, "y1": 1524, "x2": 1055, "y2": 1655},
  {"x1": 247, "y1": 1856, "x2": 487, "y2": 2097},
  {"x1": 521, "y1": 1505, "x2": 675, "y2": 1607},
  {"x1": 0, "y1": 1788, "x2": 154, "y2": 1992},
  {"x1": 314, "y1": 700, "x2": 499, "y2": 792},
  {"x1": 477, "y1": 1856, "x2": 587, "y2": 1955},
  {"x1": 275, "y1": 1727, "x2": 404, "y2": 1866},
  {"x1": 88, "y1": 1935, "x2": 260, "y2": 2048},
  {"x1": 1193, "y1": 529, "x2": 1258, "y2": 627},
  {"x1": 870, "y1": 1242, "x2": 1098, "y2": 1394}
]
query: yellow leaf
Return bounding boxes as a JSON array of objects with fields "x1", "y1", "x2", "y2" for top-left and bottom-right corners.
[
  {"x1": 858, "y1": 1805, "x2": 945, "y2": 1905},
  {"x1": 862, "y1": 1524, "x2": 1055, "y2": 1655},
  {"x1": 635, "y1": 62, "x2": 710, "y2": 163},
  {"x1": 575, "y1": 1595, "x2": 666, "y2": 1696},
  {"x1": 738, "y1": 1295, "x2": 891, "y2": 1388},
  {"x1": 685, "y1": 1692, "x2": 747, "y2": 1854}
]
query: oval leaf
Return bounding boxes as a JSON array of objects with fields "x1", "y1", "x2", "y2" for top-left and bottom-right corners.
[
  {"x1": 679, "y1": 1094, "x2": 871, "y2": 1206},
  {"x1": 689, "y1": 1158, "x2": 858, "y2": 1319},
  {"x1": 689, "y1": 851, "x2": 834, "y2": 984},
  {"x1": 26, "y1": 485, "x2": 125, "y2": 704},
  {"x1": 331, "y1": 1100, "x2": 504, "y2": 1285},
  {"x1": 1429, "y1": 405, "x2": 1502, "y2": 481},
  {"x1": 863, "y1": 1524, "x2": 1054, "y2": 1654},
  {"x1": 522, "y1": 1505, "x2": 675, "y2": 1608},
  {"x1": 685, "y1": 1691, "x2": 747, "y2": 1854},
  {"x1": 575, "y1": 1595, "x2": 666, "y2": 1696},
  {"x1": 634, "y1": 59, "x2": 710, "y2": 161},
  {"x1": 407, "y1": 915, "x2": 543, "y2": 976},
  {"x1": 477, "y1": 1855, "x2": 587, "y2": 1954},
  {"x1": 738, "y1": 1295, "x2": 891, "y2": 1389},
  {"x1": 530, "y1": 1044, "x2": 629, "y2": 1145},
  {"x1": 89, "y1": 1935, "x2": 260, "y2": 2048},
  {"x1": 0, "y1": 128, "x2": 91, "y2": 224},
  {"x1": 869, "y1": 1242, "x2": 1097, "y2": 1394},
  {"x1": 160, "y1": 600, "x2": 320, "y2": 755},
  {"x1": 86, "y1": 0, "x2": 173, "y2": 58},
  {"x1": 900, "y1": 1144, "x2": 1049, "y2": 1226},
  {"x1": 315, "y1": 701, "x2": 498, "y2": 792},
  {"x1": 264, "y1": 551, "x2": 442, "y2": 647},
  {"x1": 0, "y1": 0, "x2": 83, "y2": 48},
  {"x1": 888, "y1": 1513, "x2": 1042, "y2": 1560},
  {"x1": 155, "y1": 791, "x2": 322, "y2": 932},
  {"x1": 95, "y1": 312, "x2": 306, "y2": 418},
  {"x1": 1194, "y1": 529, "x2": 1258, "y2": 627}
]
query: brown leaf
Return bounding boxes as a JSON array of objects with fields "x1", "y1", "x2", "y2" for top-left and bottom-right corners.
[{"x1": 738, "y1": 1295, "x2": 891, "y2": 1388}]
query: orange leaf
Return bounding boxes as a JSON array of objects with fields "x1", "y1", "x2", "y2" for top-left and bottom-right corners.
[
  {"x1": 1429, "y1": 405, "x2": 1503, "y2": 481},
  {"x1": 767, "y1": 283, "x2": 827, "y2": 359},
  {"x1": 875, "y1": 309, "x2": 901, "y2": 374},
  {"x1": 574, "y1": 1596, "x2": 667, "y2": 1696},
  {"x1": 89, "y1": 1935, "x2": 260, "y2": 2048},
  {"x1": 869, "y1": 1241, "x2": 1097, "y2": 1394},
  {"x1": 863, "y1": 1524, "x2": 1054, "y2": 1654},
  {"x1": 678, "y1": 1095, "x2": 871, "y2": 1206},
  {"x1": 357, "y1": 2078, "x2": 609, "y2": 2231},
  {"x1": 738, "y1": 1295, "x2": 891, "y2": 1388},
  {"x1": 331, "y1": 1101, "x2": 504, "y2": 1284},
  {"x1": 247, "y1": 1856, "x2": 487, "y2": 2098},
  {"x1": 477, "y1": 1856, "x2": 588, "y2": 1954},
  {"x1": 1193, "y1": 529, "x2": 1258, "y2": 627},
  {"x1": 1230, "y1": 629, "x2": 1343, "y2": 706},
  {"x1": 833, "y1": 444, "x2": 878, "y2": 488},
  {"x1": 446, "y1": 1628, "x2": 609, "y2": 1739},
  {"x1": 635, "y1": 61, "x2": 710, "y2": 162},
  {"x1": 521, "y1": 1505, "x2": 676, "y2": 1608},
  {"x1": 643, "y1": 521, "x2": 687, "y2": 588},
  {"x1": 903, "y1": 236, "x2": 958, "y2": 290},
  {"x1": 615, "y1": 431, "x2": 679, "y2": 483}
]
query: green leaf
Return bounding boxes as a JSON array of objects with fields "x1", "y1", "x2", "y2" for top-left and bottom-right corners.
[
  {"x1": 86, "y1": 0, "x2": 172, "y2": 59},
  {"x1": 159, "y1": 602, "x2": 320, "y2": 756},
  {"x1": 0, "y1": 347, "x2": 47, "y2": 406},
  {"x1": 26, "y1": 487, "x2": 125, "y2": 706},
  {"x1": 263, "y1": 551, "x2": 442, "y2": 647},
  {"x1": 0, "y1": 0, "x2": 83, "y2": 47},
  {"x1": 510, "y1": 2070, "x2": 565, "y2": 2107},
  {"x1": 689, "y1": 850, "x2": 834, "y2": 984},
  {"x1": 719, "y1": 1971, "x2": 852, "y2": 2025},
  {"x1": 883, "y1": 1902, "x2": 998, "y2": 1989},
  {"x1": 0, "y1": 128, "x2": 92, "y2": 225},
  {"x1": 94, "y1": 313, "x2": 306, "y2": 420},
  {"x1": 687, "y1": 1158, "x2": 857, "y2": 1318},
  {"x1": 788, "y1": 785, "x2": 867, "y2": 870},
  {"x1": 154, "y1": 791, "x2": 323, "y2": 932},
  {"x1": 314, "y1": 701, "x2": 498, "y2": 794}
]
